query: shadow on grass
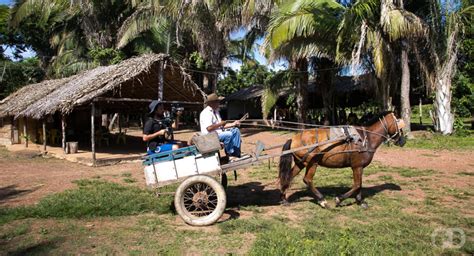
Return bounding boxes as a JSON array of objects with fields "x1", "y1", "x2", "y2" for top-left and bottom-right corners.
[
  {"x1": 226, "y1": 182, "x2": 401, "y2": 208},
  {"x1": 6, "y1": 238, "x2": 63, "y2": 256},
  {"x1": 0, "y1": 185, "x2": 39, "y2": 204}
]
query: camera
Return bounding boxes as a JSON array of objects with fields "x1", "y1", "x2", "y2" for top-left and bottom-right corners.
[
  {"x1": 171, "y1": 104, "x2": 184, "y2": 118},
  {"x1": 161, "y1": 104, "x2": 184, "y2": 140}
]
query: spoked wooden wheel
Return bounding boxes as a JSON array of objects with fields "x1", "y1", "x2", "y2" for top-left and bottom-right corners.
[{"x1": 174, "y1": 175, "x2": 226, "y2": 226}]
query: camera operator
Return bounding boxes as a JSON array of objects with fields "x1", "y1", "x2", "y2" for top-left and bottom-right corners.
[{"x1": 143, "y1": 100, "x2": 183, "y2": 155}]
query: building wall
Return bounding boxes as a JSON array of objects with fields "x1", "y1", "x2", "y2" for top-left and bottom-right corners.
[
  {"x1": 17, "y1": 117, "x2": 43, "y2": 145},
  {"x1": 227, "y1": 99, "x2": 262, "y2": 120},
  {"x1": 0, "y1": 117, "x2": 12, "y2": 145}
]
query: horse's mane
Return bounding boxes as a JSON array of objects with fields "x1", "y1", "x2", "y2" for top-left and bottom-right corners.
[{"x1": 363, "y1": 111, "x2": 394, "y2": 126}]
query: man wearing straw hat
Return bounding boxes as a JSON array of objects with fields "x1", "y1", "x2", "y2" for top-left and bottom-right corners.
[{"x1": 200, "y1": 93, "x2": 242, "y2": 159}]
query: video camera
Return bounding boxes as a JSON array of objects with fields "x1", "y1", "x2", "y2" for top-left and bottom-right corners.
[{"x1": 162, "y1": 104, "x2": 184, "y2": 140}]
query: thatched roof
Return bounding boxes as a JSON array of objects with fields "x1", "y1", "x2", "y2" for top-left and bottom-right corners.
[
  {"x1": 225, "y1": 85, "x2": 265, "y2": 101},
  {"x1": 225, "y1": 74, "x2": 377, "y2": 102},
  {"x1": 0, "y1": 54, "x2": 206, "y2": 119}
]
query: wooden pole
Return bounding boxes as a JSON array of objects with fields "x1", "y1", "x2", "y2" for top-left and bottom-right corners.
[
  {"x1": 23, "y1": 117, "x2": 28, "y2": 148},
  {"x1": 158, "y1": 60, "x2": 164, "y2": 101},
  {"x1": 91, "y1": 103, "x2": 96, "y2": 166},
  {"x1": 118, "y1": 114, "x2": 122, "y2": 133},
  {"x1": 10, "y1": 116, "x2": 14, "y2": 144},
  {"x1": 42, "y1": 119, "x2": 47, "y2": 154},
  {"x1": 61, "y1": 115, "x2": 66, "y2": 153},
  {"x1": 419, "y1": 98, "x2": 423, "y2": 125}
]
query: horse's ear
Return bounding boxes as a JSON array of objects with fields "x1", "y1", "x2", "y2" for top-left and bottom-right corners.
[{"x1": 397, "y1": 119, "x2": 406, "y2": 129}]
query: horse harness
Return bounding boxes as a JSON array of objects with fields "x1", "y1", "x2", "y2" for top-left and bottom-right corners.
[{"x1": 298, "y1": 126, "x2": 370, "y2": 163}]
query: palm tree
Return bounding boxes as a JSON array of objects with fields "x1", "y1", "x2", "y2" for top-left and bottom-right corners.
[
  {"x1": 338, "y1": 0, "x2": 427, "y2": 133},
  {"x1": 413, "y1": 0, "x2": 473, "y2": 134},
  {"x1": 264, "y1": 0, "x2": 344, "y2": 124},
  {"x1": 11, "y1": 0, "x2": 134, "y2": 77}
]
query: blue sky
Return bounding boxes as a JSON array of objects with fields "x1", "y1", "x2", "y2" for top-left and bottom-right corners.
[{"x1": 0, "y1": 0, "x2": 11, "y2": 6}]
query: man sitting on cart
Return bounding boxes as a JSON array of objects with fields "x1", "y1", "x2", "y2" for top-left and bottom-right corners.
[
  {"x1": 143, "y1": 100, "x2": 180, "y2": 155},
  {"x1": 199, "y1": 93, "x2": 241, "y2": 159}
]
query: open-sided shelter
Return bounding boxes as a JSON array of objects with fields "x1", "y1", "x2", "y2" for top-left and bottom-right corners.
[{"x1": 0, "y1": 53, "x2": 206, "y2": 165}]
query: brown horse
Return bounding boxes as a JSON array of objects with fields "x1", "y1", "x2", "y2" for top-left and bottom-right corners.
[{"x1": 278, "y1": 112, "x2": 406, "y2": 208}]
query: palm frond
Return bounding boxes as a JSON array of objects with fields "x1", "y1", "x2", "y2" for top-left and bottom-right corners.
[
  {"x1": 116, "y1": 4, "x2": 166, "y2": 49},
  {"x1": 382, "y1": 8, "x2": 427, "y2": 41}
]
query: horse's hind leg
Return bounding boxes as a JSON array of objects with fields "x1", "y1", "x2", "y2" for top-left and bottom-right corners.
[
  {"x1": 280, "y1": 161, "x2": 304, "y2": 205},
  {"x1": 335, "y1": 166, "x2": 367, "y2": 208},
  {"x1": 303, "y1": 162, "x2": 328, "y2": 208}
]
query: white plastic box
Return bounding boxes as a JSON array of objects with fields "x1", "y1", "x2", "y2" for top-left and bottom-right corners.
[{"x1": 144, "y1": 153, "x2": 221, "y2": 186}]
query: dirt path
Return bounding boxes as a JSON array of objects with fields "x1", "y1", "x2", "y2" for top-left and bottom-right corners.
[
  {"x1": 374, "y1": 147, "x2": 473, "y2": 173},
  {"x1": 0, "y1": 130, "x2": 472, "y2": 208}
]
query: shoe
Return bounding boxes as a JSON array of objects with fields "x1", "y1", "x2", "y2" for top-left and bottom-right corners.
[{"x1": 229, "y1": 156, "x2": 239, "y2": 162}]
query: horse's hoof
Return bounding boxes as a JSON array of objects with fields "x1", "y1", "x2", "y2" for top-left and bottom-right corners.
[
  {"x1": 359, "y1": 201, "x2": 369, "y2": 209},
  {"x1": 335, "y1": 197, "x2": 342, "y2": 207},
  {"x1": 318, "y1": 199, "x2": 329, "y2": 209},
  {"x1": 280, "y1": 200, "x2": 290, "y2": 206}
]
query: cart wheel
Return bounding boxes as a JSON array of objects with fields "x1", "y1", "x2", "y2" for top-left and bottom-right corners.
[{"x1": 174, "y1": 175, "x2": 226, "y2": 226}]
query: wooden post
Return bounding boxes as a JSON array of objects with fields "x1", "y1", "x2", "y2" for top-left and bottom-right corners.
[
  {"x1": 42, "y1": 119, "x2": 47, "y2": 154},
  {"x1": 10, "y1": 116, "x2": 14, "y2": 144},
  {"x1": 419, "y1": 98, "x2": 423, "y2": 125},
  {"x1": 118, "y1": 114, "x2": 122, "y2": 134},
  {"x1": 158, "y1": 60, "x2": 164, "y2": 101},
  {"x1": 61, "y1": 115, "x2": 66, "y2": 153},
  {"x1": 91, "y1": 103, "x2": 96, "y2": 166},
  {"x1": 23, "y1": 117, "x2": 28, "y2": 148}
]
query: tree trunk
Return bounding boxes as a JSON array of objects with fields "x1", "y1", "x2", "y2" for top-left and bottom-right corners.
[
  {"x1": 433, "y1": 77, "x2": 454, "y2": 135},
  {"x1": 317, "y1": 58, "x2": 335, "y2": 124},
  {"x1": 291, "y1": 58, "x2": 308, "y2": 126},
  {"x1": 400, "y1": 48, "x2": 411, "y2": 133},
  {"x1": 202, "y1": 73, "x2": 217, "y2": 93}
]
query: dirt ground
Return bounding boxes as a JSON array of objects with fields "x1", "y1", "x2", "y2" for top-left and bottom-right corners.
[{"x1": 0, "y1": 129, "x2": 473, "y2": 208}]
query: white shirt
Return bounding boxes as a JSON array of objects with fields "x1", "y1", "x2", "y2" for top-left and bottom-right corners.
[{"x1": 200, "y1": 106, "x2": 223, "y2": 135}]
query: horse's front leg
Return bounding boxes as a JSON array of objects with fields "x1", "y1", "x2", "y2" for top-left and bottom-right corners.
[
  {"x1": 303, "y1": 163, "x2": 328, "y2": 208},
  {"x1": 335, "y1": 166, "x2": 367, "y2": 208}
]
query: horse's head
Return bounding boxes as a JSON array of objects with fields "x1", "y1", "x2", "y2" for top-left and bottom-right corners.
[{"x1": 380, "y1": 112, "x2": 406, "y2": 147}]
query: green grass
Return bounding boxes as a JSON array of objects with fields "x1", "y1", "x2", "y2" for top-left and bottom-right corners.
[
  {"x1": 405, "y1": 133, "x2": 474, "y2": 150},
  {"x1": 396, "y1": 168, "x2": 436, "y2": 178},
  {"x1": 1, "y1": 162, "x2": 472, "y2": 255},
  {"x1": 0, "y1": 180, "x2": 174, "y2": 224}
]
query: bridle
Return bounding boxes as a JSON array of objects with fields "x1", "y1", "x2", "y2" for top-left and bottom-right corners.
[{"x1": 379, "y1": 113, "x2": 403, "y2": 143}]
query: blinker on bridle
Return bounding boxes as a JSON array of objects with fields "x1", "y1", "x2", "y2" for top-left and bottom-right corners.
[{"x1": 379, "y1": 113, "x2": 405, "y2": 144}]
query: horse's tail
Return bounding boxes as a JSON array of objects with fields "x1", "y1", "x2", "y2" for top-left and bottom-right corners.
[{"x1": 279, "y1": 139, "x2": 293, "y2": 188}]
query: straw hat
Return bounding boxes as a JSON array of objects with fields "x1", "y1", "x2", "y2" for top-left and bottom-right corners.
[{"x1": 205, "y1": 93, "x2": 224, "y2": 104}]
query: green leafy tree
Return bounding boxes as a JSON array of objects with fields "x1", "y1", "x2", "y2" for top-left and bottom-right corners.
[
  {"x1": 452, "y1": 9, "x2": 473, "y2": 122},
  {"x1": 0, "y1": 57, "x2": 45, "y2": 99},
  {"x1": 218, "y1": 61, "x2": 273, "y2": 96}
]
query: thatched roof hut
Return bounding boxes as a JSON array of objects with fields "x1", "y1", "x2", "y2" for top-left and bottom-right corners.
[
  {"x1": 225, "y1": 74, "x2": 377, "y2": 104},
  {"x1": 0, "y1": 53, "x2": 206, "y2": 119}
]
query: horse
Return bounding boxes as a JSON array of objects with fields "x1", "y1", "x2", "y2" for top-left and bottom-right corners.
[{"x1": 278, "y1": 111, "x2": 406, "y2": 208}]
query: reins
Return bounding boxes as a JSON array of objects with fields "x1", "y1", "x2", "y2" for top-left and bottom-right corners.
[{"x1": 234, "y1": 115, "x2": 401, "y2": 142}]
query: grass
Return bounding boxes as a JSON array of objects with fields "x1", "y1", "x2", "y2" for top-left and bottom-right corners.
[
  {"x1": 405, "y1": 133, "x2": 474, "y2": 150},
  {"x1": 1, "y1": 162, "x2": 472, "y2": 255},
  {"x1": 0, "y1": 179, "x2": 174, "y2": 224}
]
